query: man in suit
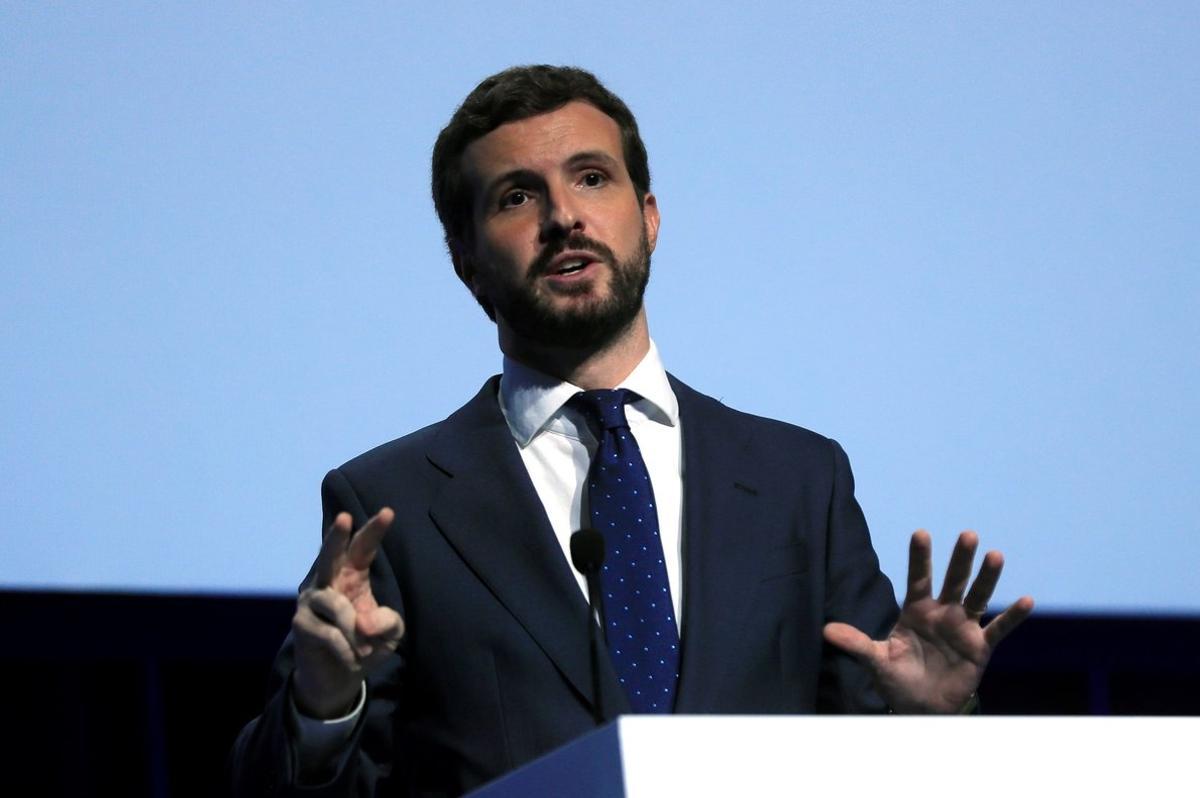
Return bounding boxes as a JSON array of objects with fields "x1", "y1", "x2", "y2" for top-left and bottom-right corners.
[{"x1": 231, "y1": 65, "x2": 1033, "y2": 796}]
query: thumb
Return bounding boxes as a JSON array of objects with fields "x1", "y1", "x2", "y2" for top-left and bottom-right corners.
[
  {"x1": 358, "y1": 605, "x2": 404, "y2": 645},
  {"x1": 823, "y1": 622, "x2": 878, "y2": 663}
]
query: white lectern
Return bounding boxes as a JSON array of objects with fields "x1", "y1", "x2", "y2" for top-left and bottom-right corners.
[{"x1": 468, "y1": 715, "x2": 1198, "y2": 797}]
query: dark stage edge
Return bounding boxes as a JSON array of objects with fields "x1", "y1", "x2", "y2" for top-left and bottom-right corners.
[{"x1": 4, "y1": 590, "x2": 1198, "y2": 797}]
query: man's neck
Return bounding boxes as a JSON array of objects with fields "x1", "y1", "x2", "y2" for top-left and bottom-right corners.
[{"x1": 498, "y1": 311, "x2": 651, "y2": 390}]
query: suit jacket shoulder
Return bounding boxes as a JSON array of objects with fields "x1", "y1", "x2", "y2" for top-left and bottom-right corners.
[
  {"x1": 332, "y1": 377, "x2": 503, "y2": 501},
  {"x1": 670, "y1": 373, "x2": 847, "y2": 461}
]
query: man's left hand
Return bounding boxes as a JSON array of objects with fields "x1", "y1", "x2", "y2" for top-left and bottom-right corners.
[{"x1": 824, "y1": 530, "x2": 1034, "y2": 714}]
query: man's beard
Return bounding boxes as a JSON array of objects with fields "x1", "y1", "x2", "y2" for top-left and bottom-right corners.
[{"x1": 490, "y1": 231, "x2": 651, "y2": 349}]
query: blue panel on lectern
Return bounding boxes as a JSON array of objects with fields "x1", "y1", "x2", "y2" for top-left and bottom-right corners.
[{"x1": 467, "y1": 721, "x2": 625, "y2": 797}]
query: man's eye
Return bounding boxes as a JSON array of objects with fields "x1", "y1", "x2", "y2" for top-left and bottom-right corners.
[
  {"x1": 500, "y1": 190, "x2": 529, "y2": 209},
  {"x1": 581, "y1": 172, "x2": 606, "y2": 187}
]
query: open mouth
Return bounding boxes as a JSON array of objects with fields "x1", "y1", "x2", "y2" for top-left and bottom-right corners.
[{"x1": 552, "y1": 258, "x2": 591, "y2": 276}]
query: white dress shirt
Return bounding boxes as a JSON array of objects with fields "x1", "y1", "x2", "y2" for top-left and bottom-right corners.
[{"x1": 498, "y1": 339, "x2": 684, "y2": 629}]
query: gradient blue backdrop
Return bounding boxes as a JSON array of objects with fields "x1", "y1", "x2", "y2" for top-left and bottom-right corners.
[{"x1": 3, "y1": 3, "x2": 1197, "y2": 613}]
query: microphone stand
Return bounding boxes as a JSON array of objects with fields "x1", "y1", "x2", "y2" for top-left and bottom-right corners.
[{"x1": 570, "y1": 529, "x2": 607, "y2": 726}]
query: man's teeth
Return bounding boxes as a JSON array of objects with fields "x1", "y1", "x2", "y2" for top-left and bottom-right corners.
[{"x1": 556, "y1": 259, "x2": 587, "y2": 274}]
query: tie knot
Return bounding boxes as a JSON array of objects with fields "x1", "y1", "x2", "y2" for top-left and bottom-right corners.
[{"x1": 570, "y1": 388, "x2": 634, "y2": 432}]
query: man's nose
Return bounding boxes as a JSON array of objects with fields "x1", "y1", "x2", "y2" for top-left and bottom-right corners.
[{"x1": 539, "y1": 188, "x2": 585, "y2": 242}]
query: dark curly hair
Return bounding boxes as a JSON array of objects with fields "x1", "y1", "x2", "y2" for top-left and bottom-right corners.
[{"x1": 431, "y1": 65, "x2": 651, "y2": 250}]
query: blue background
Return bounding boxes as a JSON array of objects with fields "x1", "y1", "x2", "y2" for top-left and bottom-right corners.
[{"x1": 3, "y1": 3, "x2": 1197, "y2": 612}]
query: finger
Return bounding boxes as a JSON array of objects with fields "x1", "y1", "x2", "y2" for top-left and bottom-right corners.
[
  {"x1": 315, "y1": 512, "x2": 354, "y2": 588},
  {"x1": 937, "y1": 530, "x2": 979, "y2": 604},
  {"x1": 307, "y1": 587, "x2": 360, "y2": 650},
  {"x1": 347, "y1": 507, "x2": 395, "y2": 571},
  {"x1": 904, "y1": 530, "x2": 934, "y2": 604},
  {"x1": 962, "y1": 550, "x2": 1004, "y2": 617},
  {"x1": 983, "y1": 596, "x2": 1035, "y2": 647},
  {"x1": 823, "y1": 622, "x2": 881, "y2": 667},
  {"x1": 358, "y1": 605, "x2": 405, "y2": 654},
  {"x1": 293, "y1": 602, "x2": 356, "y2": 664},
  {"x1": 310, "y1": 621, "x2": 358, "y2": 666}
]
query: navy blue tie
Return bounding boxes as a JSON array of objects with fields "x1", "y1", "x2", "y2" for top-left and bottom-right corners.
[{"x1": 570, "y1": 389, "x2": 679, "y2": 713}]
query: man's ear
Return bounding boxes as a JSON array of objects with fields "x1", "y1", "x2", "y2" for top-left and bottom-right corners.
[{"x1": 642, "y1": 192, "x2": 661, "y2": 253}]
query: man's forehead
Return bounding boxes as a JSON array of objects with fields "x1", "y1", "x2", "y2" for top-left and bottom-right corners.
[{"x1": 462, "y1": 101, "x2": 624, "y2": 181}]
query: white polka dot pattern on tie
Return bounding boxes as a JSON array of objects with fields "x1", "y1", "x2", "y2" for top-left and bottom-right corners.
[{"x1": 570, "y1": 389, "x2": 680, "y2": 713}]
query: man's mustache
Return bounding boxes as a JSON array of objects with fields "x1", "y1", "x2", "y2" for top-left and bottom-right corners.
[{"x1": 528, "y1": 234, "x2": 617, "y2": 280}]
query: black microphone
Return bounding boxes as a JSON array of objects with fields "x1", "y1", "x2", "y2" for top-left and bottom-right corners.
[{"x1": 570, "y1": 528, "x2": 607, "y2": 726}]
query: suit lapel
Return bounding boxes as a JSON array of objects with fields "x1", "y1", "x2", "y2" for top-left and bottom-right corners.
[
  {"x1": 670, "y1": 377, "x2": 770, "y2": 711},
  {"x1": 425, "y1": 378, "x2": 622, "y2": 714}
]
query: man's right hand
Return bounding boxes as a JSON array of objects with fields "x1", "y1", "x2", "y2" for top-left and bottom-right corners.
[{"x1": 291, "y1": 508, "x2": 403, "y2": 719}]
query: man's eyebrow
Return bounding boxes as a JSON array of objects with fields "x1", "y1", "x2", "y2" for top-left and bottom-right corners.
[
  {"x1": 566, "y1": 150, "x2": 620, "y2": 170},
  {"x1": 482, "y1": 168, "x2": 539, "y2": 201}
]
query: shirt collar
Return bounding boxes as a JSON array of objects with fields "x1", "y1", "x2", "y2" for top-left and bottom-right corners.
[{"x1": 499, "y1": 340, "x2": 679, "y2": 447}]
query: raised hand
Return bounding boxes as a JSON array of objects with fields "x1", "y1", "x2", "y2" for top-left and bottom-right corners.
[
  {"x1": 291, "y1": 508, "x2": 404, "y2": 719},
  {"x1": 824, "y1": 530, "x2": 1034, "y2": 714}
]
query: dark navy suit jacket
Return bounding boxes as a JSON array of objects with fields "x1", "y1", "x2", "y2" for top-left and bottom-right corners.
[{"x1": 231, "y1": 375, "x2": 899, "y2": 797}]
